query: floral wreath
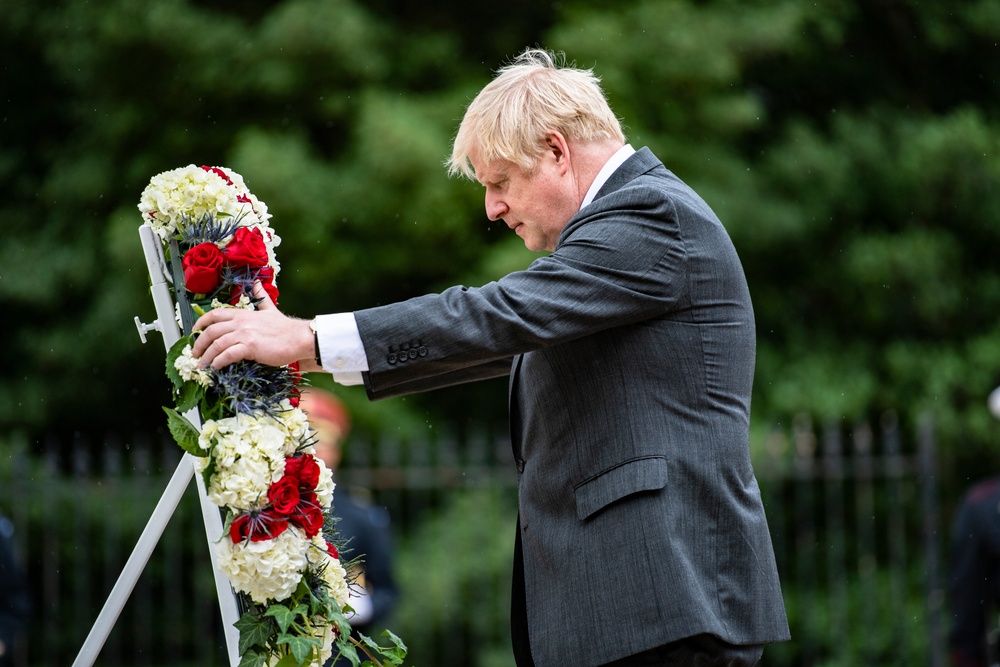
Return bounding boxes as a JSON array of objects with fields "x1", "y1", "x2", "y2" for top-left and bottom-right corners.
[{"x1": 139, "y1": 164, "x2": 406, "y2": 667}]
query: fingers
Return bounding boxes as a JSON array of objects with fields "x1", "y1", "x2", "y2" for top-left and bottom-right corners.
[
  {"x1": 191, "y1": 309, "x2": 236, "y2": 358},
  {"x1": 202, "y1": 334, "x2": 251, "y2": 370},
  {"x1": 191, "y1": 308, "x2": 252, "y2": 365},
  {"x1": 253, "y1": 281, "x2": 275, "y2": 310}
]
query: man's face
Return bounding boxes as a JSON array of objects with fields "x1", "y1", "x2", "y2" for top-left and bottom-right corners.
[{"x1": 470, "y1": 144, "x2": 578, "y2": 253}]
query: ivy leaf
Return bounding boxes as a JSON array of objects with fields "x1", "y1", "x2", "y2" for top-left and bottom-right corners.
[
  {"x1": 276, "y1": 633, "x2": 320, "y2": 666},
  {"x1": 237, "y1": 648, "x2": 267, "y2": 667},
  {"x1": 263, "y1": 603, "x2": 297, "y2": 634},
  {"x1": 334, "y1": 642, "x2": 361, "y2": 667},
  {"x1": 201, "y1": 454, "x2": 217, "y2": 490},
  {"x1": 308, "y1": 586, "x2": 329, "y2": 617},
  {"x1": 175, "y1": 379, "x2": 205, "y2": 413},
  {"x1": 356, "y1": 630, "x2": 407, "y2": 666},
  {"x1": 235, "y1": 612, "x2": 271, "y2": 655},
  {"x1": 165, "y1": 335, "x2": 192, "y2": 390},
  {"x1": 379, "y1": 629, "x2": 408, "y2": 664},
  {"x1": 162, "y1": 407, "x2": 206, "y2": 456}
]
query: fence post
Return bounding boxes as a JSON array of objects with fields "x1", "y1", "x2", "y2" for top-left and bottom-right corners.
[
  {"x1": 792, "y1": 414, "x2": 818, "y2": 664},
  {"x1": 822, "y1": 421, "x2": 848, "y2": 658},
  {"x1": 919, "y1": 413, "x2": 946, "y2": 667}
]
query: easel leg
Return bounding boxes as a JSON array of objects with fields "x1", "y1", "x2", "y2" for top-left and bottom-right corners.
[
  {"x1": 72, "y1": 454, "x2": 240, "y2": 667},
  {"x1": 193, "y1": 458, "x2": 242, "y2": 664}
]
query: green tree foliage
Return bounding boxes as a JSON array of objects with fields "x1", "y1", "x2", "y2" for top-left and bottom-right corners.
[{"x1": 2, "y1": 0, "x2": 999, "y2": 484}]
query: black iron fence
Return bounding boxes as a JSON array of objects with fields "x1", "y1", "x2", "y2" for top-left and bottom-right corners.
[{"x1": 0, "y1": 412, "x2": 947, "y2": 667}]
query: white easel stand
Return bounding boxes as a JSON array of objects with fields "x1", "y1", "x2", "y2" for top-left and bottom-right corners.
[{"x1": 72, "y1": 225, "x2": 240, "y2": 666}]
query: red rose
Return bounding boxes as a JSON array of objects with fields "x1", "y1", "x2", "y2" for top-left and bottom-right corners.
[
  {"x1": 229, "y1": 510, "x2": 288, "y2": 543},
  {"x1": 284, "y1": 455, "x2": 320, "y2": 491},
  {"x1": 182, "y1": 242, "x2": 224, "y2": 294},
  {"x1": 290, "y1": 496, "x2": 324, "y2": 538},
  {"x1": 325, "y1": 540, "x2": 339, "y2": 559},
  {"x1": 224, "y1": 227, "x2": 269, "y2": 268},
  {"x1": 268, "y1": 476, "x2": 301, "y2": 516}
]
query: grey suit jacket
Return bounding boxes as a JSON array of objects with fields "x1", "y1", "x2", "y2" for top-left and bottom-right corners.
[{"x1": 356, "y1": 148, "x2": 790, "y2": 667}]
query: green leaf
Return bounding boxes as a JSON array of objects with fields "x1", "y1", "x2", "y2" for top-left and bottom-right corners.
[
  {"x1": 175, "y1": 379, "x2": 205, "y2": 413},
  {"x1": 334, "y1": 642, "x2": 361, "y2": 667},
  {"x1": 162, "y1": 407, "x2": 206, "y2": 456},
  {"x1": 165, "y1": 335, "x2": 193, "y2": 389},
  {"x1": 277, "y1": 633, "x2": 320, "y2": 666},
  {"x1": 263, "y1": 603, "x2": 297, "y2": 634},
  {"x1": 237, "y1": 648, "x2": 267, "y2": 667},
  {"x1": 235, "y1": 611, "x2": 272, "y2": 654},
  {"x1": 380, "y1": 629, "x2": 408, "y2": 664},
  {"x1": 355, "y1": 630, "x2": 407, "y2": 666},
  {"x1": 201, "y1": 454, "x2": 217, "y2": 489}
]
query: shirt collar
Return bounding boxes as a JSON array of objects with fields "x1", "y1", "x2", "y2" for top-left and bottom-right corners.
[{"x1": 579, "y1": 144, "x2": 636, "y2": 211}]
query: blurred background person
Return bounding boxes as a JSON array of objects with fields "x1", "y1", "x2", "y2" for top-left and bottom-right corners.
[
  {"x1": 298, "y1": 388, "x2": 399, "y2": 655},
  {"x1": 0, "y1": 514, "x2": 30, "y2": 667},
  {"x1": 947, "y1": 387, "x2": 1000, "y2": 667},
  {"x1": 947, "y1": 475, "x2": 1000, "y2": 667}
]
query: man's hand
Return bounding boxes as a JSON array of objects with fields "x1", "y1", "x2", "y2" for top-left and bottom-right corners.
[{"x1": 192, "y1": 283, "x2": 315, "y2": 369}]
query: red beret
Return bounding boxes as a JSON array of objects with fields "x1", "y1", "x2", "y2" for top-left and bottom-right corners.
[{"x1": 298, "y1": 389, "x2": 351, "y2": 435}]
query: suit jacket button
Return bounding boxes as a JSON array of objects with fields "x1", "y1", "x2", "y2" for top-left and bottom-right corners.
[
  {"x1": 407, "y1": 349, "x2": 418, "y2": 360},
  {"x1": 387, "y1": 353, "x2": 397, "y2": 364},
  {"x1": 418, "y1": 346, "x2": 428, "y2": 357},
  {"x1": 515, "y1": 458, "x2": 525, "y2": 473}
]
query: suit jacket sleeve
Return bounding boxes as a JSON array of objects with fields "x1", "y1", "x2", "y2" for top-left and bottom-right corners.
[{"x1": 355, "y1": 149, "x2": 734, "y2": 401}]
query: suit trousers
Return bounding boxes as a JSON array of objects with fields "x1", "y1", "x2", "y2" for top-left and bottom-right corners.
[
  {"x1": 597, "y1": 635, "x2": 764, "y2": 667},
  {"x1": 511, "y1": 525, "x2": 536, "y2": 667}
]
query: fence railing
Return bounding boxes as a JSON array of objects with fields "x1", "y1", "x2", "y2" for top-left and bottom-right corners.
[{"x1": 0, "y1": 412, "x2": 945, "y2": 667}]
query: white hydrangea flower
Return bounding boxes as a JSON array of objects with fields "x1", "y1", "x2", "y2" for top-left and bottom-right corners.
[
  {"x1": 199, "y1": 414, "x2": 287, "y2": 509},
  {"x1": 308, "y1": 536, "x2": 350, "y2": 609},
  {"x1": 323, "y1": 552, "x2": 351, "y2": 610},
  {"x1": 315, "y1": 460, "x2": 335, "y2": 509},
  {"x1": 210, "y1": 294, "x2": 255, "y2": 311},
  {"x1": 138, "y1": 164, "x2": 267, "y2": 240},
  {"x1": 277, "y1": 403, "x2": 311, "y2": 454},
  {"x1": 215, "y1": 527, "x2": 307, "y2": 604},
  {"x1": 173, "y1": 344, "x2": 213, "y2": 387}
]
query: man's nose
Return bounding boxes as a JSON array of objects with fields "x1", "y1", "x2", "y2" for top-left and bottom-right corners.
[{"x1": 485, "y1": 194, "x2": 508, "y2": 221}]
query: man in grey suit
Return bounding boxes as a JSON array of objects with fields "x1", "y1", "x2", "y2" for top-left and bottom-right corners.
[{"x1": 193, "y1": 48, "x2": 789, "y2": 667}]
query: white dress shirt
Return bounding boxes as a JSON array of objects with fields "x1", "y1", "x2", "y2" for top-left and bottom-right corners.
[{"x1": 319, "y1": 144, "x2": 635, "y2": 386}]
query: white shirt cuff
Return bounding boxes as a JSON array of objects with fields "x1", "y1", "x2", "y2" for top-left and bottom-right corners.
[
  {"x1": 332, "y1": 371, "x2": 365, "y2": 386},
  {"x1": 313, "y1": 313, "x2": 369, "y2": 381}
]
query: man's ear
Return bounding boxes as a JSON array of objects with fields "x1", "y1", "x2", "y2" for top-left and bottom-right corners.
[{"x1": 544, "y1": 131, "x2": 571, "y2": 173}]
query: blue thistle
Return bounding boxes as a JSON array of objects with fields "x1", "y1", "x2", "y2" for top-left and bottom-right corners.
[
  {"x1": 177, "y1": 211, "x2": 245, "y2": 246},
  {"x1": 210, "y1": 361, "x2": 299, "y2": 418}
]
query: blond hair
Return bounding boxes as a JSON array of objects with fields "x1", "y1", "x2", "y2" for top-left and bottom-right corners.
[{"x1": 447, "y1": 48, "x2": 626, "y2": 180}]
